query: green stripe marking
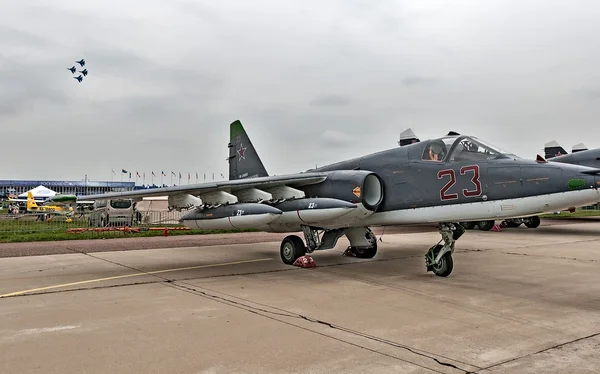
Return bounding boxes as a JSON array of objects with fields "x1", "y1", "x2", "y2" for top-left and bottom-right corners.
[{"x1": 230, "y1": 120, "x2": 245, "y2": 139}]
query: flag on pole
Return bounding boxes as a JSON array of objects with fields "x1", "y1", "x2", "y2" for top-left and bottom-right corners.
[
  {"x1": 122, "y1": 169, "x2": 128, "y2": 174},
  {"x1": 112, "y1": 169, "x2": 116, "y2": 175},
  {"x1": 152, "y1": 171, "x2": 156, "y2": 177}
]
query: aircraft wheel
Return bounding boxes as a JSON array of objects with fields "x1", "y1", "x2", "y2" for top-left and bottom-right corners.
[
  {"x1": 477, "y1": 220, "x2": 494, "y2": 231},
  {"x1": 280, "y1": 235, "x2": 307, "y2": 265},
  {"x1": 350, "y1": 241, "x2": 378, "y2": 259},
  {"x1": 460, "y1": 222, "x2": 475, "y2": 230},
  {"x1": 432, "y1": 251, "x2": 453, "y2": 277},
  {"x1": 524, "y1": 216, "x2": 541, "y2": 228}
]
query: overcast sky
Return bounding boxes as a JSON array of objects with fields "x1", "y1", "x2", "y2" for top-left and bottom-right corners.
[{"x1": 2, "y1": 0, "x2": 599, "y2": 183}]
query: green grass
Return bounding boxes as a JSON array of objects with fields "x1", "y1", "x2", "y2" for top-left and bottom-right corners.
[
  {"x1": 0, "y1": 214, "x2": 259, "y2": 243},
  {"x1": 539, "y1": 210, "x2": 600, "y2": 219},
  {"x1": 0, "y1": 228, "x2": 259, "y2": 243}
]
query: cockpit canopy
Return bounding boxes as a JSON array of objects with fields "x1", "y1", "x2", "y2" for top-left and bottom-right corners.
[{"x1": 421, "y1": 135, "x2": 520, "y2": 162}]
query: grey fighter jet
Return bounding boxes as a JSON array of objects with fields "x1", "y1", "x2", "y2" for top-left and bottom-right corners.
[
  {"x1": 78, "y1": 120, "x2": 600, "y2": 277},
  {"x1": 543, "y1": 140, "x2": 600, "y2": 169}
]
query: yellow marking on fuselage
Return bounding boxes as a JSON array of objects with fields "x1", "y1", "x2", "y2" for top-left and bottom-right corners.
[{"x1": 0, "y1": 258, "x2": 273, "y2": 298}]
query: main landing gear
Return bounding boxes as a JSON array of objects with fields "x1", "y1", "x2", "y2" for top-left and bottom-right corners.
[
  {"x1": 425, "y1": 222, "x2": 465, "y2": 277},
  {"x1": 279, "y1": 225, "x2": 378, "y2": 265},
  {"x1": 280, "y1": 223, "x2": 464, "y2": 278}
]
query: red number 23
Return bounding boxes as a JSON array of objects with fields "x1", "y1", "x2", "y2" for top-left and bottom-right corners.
[{"x1": 437, "y1": 165, "x2": 482, "y2": 201}]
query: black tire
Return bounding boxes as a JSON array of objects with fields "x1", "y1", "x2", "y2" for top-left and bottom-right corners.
[
  {"x1": 280, "y1": 235, "x2": 307, "y2": 265},
  {"x1": 460, "y1": 222, "x2": 475, "y2": 230},
  {"x1": 524, "y1": 216, "x2": 541, "y2": 228},
  {"x1": 477, "y1": 220, "x2": 495, "y2": 231},
  {"x1": 504, "y1": 221, "x2": 521, "y2": 228},
  {"x1": 351, "y1": 241, "x2": 378, "y2": 259},
  {"x1": 432, "y1": 251, "x2": 453, "y2": 277}
]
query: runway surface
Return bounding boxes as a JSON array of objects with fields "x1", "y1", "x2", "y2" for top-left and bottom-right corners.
[{"x1": 1, "y1": 220, "x2": 599, "y2": 373}]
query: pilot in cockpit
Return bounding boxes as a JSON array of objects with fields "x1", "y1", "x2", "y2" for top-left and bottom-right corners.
[{"x1": 423, "y1": 140, "x2": 446, "y2": 162}]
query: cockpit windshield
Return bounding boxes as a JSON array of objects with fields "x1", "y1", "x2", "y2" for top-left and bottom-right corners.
[{"x1": 421, "y1": 135, "x2": 520, "y2": 162}]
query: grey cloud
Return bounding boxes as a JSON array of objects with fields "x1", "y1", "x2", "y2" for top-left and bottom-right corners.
[
  {"x1": 1, "y1": 0, "x2": 600, "y2": 181},
  {"x1": 320, "y1": 130, "x2": 355, "y2": 147},
  {"x1": 402, "y1": 76, "x2": 440, "y2": 86},
  {"x1": 573, "y1": 87, "x2": 600, "y2": 100},
  {"x1": 171, "y1": 0, "x2": 223, "y2": 23},
  {"x1": 309, "y1": 95, "x2": 351, "y2": 107},
  {"x1": 0, "y1": 56, "x2": 70, "y2": 119}
]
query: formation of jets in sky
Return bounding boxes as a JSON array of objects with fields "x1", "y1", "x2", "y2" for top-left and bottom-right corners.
[{"x1": 67, "y1": 59, "x2": 88, "y2": 83}]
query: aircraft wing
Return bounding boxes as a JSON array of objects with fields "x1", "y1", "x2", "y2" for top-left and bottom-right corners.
[{"x1": 78, "y1": 172, "x2": 328, "y2": 202}]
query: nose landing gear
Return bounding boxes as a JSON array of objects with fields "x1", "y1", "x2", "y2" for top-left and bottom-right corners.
[{"x1": 425, "y1": 222, "x2": 465, "y2": 277}]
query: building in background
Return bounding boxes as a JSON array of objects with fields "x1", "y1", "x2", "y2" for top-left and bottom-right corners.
[{"x1": 0, "y1": 180, "x2": 135, "y2": 198}]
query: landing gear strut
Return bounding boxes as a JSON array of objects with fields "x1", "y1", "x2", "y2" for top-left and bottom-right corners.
[
  {"x1": 279, "y1": 225, "x2": 376, "y2": 265},
  {"x1": 425, "y1": 222, "x2": 465, "y2": 277},
  {"x1": 279, "y1": 226, "x2": 340, "y2": 265},
  {"x1": 343, "y1": 227, "x2": 378, "y2": 258}
]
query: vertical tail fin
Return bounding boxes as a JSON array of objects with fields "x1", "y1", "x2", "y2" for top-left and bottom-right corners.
[
  {"x1": 26, "y1": 191, "x2": 38, "y2": 211},
  {"x1": 398, "y1": 128, "x2": 420, "y2": 146},
  {"x1": 544, "y1": 140, "x2": 568, "y2": 159},
  {"x1": 227, "y1": 120, "x2": 268, "y2": 180},
  {"x1": 572, "y1": 143, "x2": 588, "y2": 153}
]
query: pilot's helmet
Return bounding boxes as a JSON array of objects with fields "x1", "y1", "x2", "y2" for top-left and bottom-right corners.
[{"x1": 429, "y1": 140, "x2": 447, "y2": 159}]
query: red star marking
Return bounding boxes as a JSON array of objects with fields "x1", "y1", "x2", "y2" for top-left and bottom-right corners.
[
  {"x1": 237, "y1": 143, "x2": 247, "y2": 160},
  {"x1": 556, "y1": 152, "x2": 562, "y2": 156}
]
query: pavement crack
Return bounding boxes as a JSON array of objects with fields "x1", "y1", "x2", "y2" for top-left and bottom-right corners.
[
  {"x1": 470, "y1": 331, "x2": 600, "y2": 373},
  {"x1": 497, "y1": 251, "x2": 598, "y2": 262},
  {"x1": 54, "y1": 246, "x2": 476, "y2": 373}
]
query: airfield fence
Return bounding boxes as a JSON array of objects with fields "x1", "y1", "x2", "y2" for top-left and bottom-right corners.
[{"x1": 0, "y1": 209, "x2": 190, "y2": 241}]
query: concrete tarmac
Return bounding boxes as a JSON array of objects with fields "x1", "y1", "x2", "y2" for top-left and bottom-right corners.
[{"x1": 1, "y1": 220, "x2": 599, "y2": 373}]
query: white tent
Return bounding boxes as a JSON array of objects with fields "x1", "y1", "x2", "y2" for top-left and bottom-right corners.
[{"x1": 18, "y1": 185, "x2": 57, "y2": 199}]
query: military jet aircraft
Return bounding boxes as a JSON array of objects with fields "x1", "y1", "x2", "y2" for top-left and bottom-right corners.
[
  {"x1": 76, "y1": 59, "x2": 85, "y2": 67},
  {"x1": 74, "y1": 75, "x2": 83, "y2": 83},
  {"x1": 67, "y1": 66, "x2": 76, "y2": 74},
  {"x1": 78, "y1": 69, "x2": 88, "y2": 76},
  {"x1": 78, "y1": 120, "x2": 600, "y2": 277},
  {"x1": 500, "y1": 140, "x2": 600, "y2": 229},
  {"x1": 543, "y1": 140, "x2": 600, "y2": 168}
]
